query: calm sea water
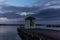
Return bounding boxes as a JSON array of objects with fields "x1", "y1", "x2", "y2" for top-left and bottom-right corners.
[{"x1": 0, "y1": 26, "x2": 21, "y2": 40}]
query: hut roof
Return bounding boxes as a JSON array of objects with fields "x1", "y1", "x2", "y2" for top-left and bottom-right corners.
[{"x1": 25, "y1": 16, "x2": 36, "y2": 20}]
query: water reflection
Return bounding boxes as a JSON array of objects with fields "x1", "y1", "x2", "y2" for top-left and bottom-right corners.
[{"x1": 0, "y1": 26, "x2": 21, "y2": 40}]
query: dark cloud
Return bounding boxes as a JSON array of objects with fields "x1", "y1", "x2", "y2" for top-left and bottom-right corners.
[
  {"x1": 3, "y1": 12, "x2": 22, "y2": 18},
  {"x1": 0, "y1": 5, "x2": 40, "y2": 19},
  {"x1": 2, "y1": 6, "x2": 40, "y2": 12},
  {"x1": 0, "y1": 12, "x2": 22, "y2": 19},
  {"x1": 1, "y1": 5, "x2": 60, "y2": 23},
  {"x1": 31, "y1": 8, "x2": 60, "y2": 21}
]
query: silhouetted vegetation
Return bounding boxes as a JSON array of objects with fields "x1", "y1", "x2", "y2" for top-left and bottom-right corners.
[{"x1": 47, "y1": 24, "x2": 60, "y2": 27}]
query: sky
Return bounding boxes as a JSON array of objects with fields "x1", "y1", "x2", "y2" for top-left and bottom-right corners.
[{"x1": 0, "y1": 0, "x2": 60, "y2": 24}]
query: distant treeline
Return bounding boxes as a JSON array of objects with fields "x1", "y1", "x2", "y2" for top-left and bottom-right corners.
[
  {"x1": 47, "y1": 24, "x2": 60, "y2": 27},
  {"x1": 0, "y1": 24, "x2": 60, "y2": 27},
  {"x1": 0, "y1": 24, "x2": 24, "y2": 26},
  {"x1": 0, "y1": 24, "x2": 45, "y2": 26}
]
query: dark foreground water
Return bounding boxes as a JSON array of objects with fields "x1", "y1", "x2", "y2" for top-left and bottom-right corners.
[{"x1": 0, "y1": 26, "x2": 21, "y2": 40}]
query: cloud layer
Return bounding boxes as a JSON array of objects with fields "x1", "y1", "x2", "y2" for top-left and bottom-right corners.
[{"x1": 0, "y1": 0, "x2": 60, "y2": 24}]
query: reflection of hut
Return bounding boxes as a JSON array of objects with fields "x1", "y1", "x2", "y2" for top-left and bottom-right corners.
[{"x1": 25, "y1": 16, "x2": 36, "y2": 28}]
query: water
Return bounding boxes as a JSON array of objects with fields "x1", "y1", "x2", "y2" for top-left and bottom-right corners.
[{"x1": 0, "y1": 26, "x2": 21, "y2": 40}]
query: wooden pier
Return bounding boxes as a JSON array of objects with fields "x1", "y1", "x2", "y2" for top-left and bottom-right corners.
[
  {"x1": 17, "y1": 27, "x2": 60, "y2": 40},
  {"x1": 17, "y1": 16, "x2": 60, "y2": 40}
]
